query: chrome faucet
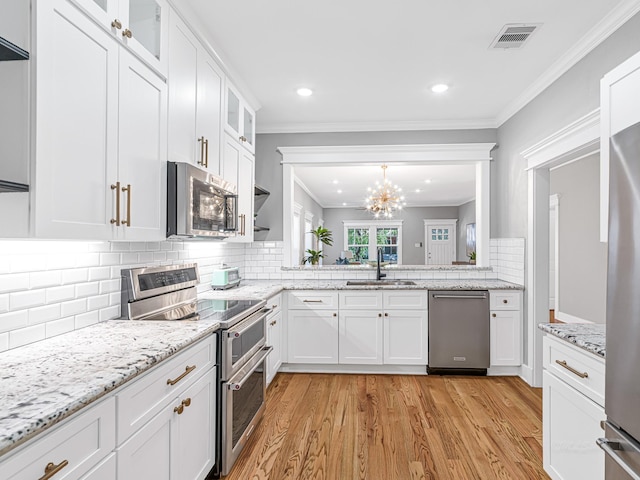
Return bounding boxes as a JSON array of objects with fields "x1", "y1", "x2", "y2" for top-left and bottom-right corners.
[{"x1": 376, "y1": 247, "x2": 386, "y2": 281}]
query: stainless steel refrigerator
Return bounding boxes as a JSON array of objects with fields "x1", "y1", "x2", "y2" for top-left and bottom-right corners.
[{"x1": 598, "y1": 120, "x2": 640, "y2": 479}]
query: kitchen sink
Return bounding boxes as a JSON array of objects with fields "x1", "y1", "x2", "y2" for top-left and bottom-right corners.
[{"x1": 346, "y1": 280, "x2": 417, "y2": 286}]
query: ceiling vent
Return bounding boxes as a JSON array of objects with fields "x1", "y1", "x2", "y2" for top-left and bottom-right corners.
[{"x1": 490, "y1": 24, "x2": 541, "y2": 49}]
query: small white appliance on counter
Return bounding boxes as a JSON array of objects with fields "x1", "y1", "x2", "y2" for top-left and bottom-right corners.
[{"x1": 211, "y1": 265, "x2": 241, "y2": 290}]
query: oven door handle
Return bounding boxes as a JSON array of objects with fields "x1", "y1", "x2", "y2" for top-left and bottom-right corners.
[
  {"x1": 227, "y1": 308, "x2": 272, "y2": 338},
  {"x1": 227, "y1": 346, "x2": 273, "y2": 391}
]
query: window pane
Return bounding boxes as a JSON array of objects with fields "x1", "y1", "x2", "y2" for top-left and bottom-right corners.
[{"x1": 348, "y1": 246, "x2": 369, "y2": 261}]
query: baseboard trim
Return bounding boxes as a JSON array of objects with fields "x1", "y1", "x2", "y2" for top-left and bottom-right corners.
[{"x1": 280, "y1": 363, "x2": 522, "y2": 376}]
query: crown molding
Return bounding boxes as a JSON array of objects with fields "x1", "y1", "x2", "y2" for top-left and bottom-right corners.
[
  {"x1": 496, "y1": 0, "x2": 640, "y2": 127},
  {"x1": 257, "y1": 118, "x2": 497, "y2": 134},
  {"x1": 521, "y1": 109, "x2": 600, "y2": 170},
  {"x1": 278, "y1": 143, "x2": 496, "y2": 165}
]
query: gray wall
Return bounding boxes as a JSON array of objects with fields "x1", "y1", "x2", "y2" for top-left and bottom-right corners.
[
  {"x1": 492, "y1": 12, "x2": 640, "y2": 239},
  {"x1": 322, "y1": 206, "x2": 459, "y2": 265},
  {"x1": 254, "y1": 129, "x2": 497, "y2": 241},
  {"x1": 550, "y1": 155, "x2": 607, "y2": 323},
  {"x1": 457, "y1": 200, "x2": 476, "y2": 261}
]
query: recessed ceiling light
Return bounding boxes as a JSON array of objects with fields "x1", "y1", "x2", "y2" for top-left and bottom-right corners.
[
  {"x1": 431, "y1": 84, "x2": 449, "y2": 93},
  {"x1": 297, "y1": 87, "x2": 313, "y2": 97},
  {"x1": 342, "y1": 202, "x2": 347, "y2": 206},
  {"x1": 415, "y1": 189, "x2": 421, "y2": 193},
  {"x1": 337, "y1": 189, "x2": 342, "y2": 194},
  {"x1": 425, "y1": 179, "x2": 432, "y2": 184},
  {"x1": 332, "y1": 180, "x2": 338, "y2": 184}
]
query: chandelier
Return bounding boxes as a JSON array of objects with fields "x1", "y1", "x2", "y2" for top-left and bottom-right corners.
[{"x1": 365, "y1": 165, "x2": 406, "y2": 218}]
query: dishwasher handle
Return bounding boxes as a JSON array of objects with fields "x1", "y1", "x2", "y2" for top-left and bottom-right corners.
[{"x1": 432, "y1": 294, "x2": 487, "y2": 300}]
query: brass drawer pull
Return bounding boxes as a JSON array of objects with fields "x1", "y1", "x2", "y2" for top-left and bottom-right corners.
[
  {"x1": 182, "y1": 397, "x2": 191, "y2": 408},
  {"x1": 555, "y1": 359, "x2": 589, "y2": 379},
  {"x1": 204, "y1": 138, "x2": 209, "y2": 168},
  {"x1": 111, "y1": 19, "x2": 122, "y2": 30},
  {"x1": 39, "y1": 460, "x2": 69, "y2": 480},
  {"x1": 174, "y1": 403, "x2": 184, "y2": 415},
  {"x1": 167, "y1": 365, "x2": 196, "y2": 386},
  {"x1": 122, "y1": 28, "x2": 132, "y2": 39},
  {"x1": 198, "y1": 136, "x2": 206, "y2": 166}
]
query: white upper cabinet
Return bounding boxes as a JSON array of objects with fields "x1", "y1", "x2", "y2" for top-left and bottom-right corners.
[
  {"x1": 224, "y1": 137, "x2": 254, "y2": 243},
  {"x1": 224, "y1": 83, "x2": 255, "y2": 154},
  {"x1": 33, "y1": 0, "x2": 167, "y2": 241},
  {"x1": 167, "y1": 10, "x2": 223, "y2": 175},
  {"x1": 73, "y1": 0, "x2": 169, "y2": 75}
]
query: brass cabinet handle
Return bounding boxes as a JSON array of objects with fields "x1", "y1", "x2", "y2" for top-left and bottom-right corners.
[
  {"x1": 174, "y1": 403, "x2": 184, "y2": 415},
  {"x1": 204, "y1": 138, "x2": 209, "y2": 168},
  {"x1": 122, "y1": 28, "x2": 133, "y2": 38},
  {"x1": 39, "y1": 460, "x2": 69, "y2": 480},
  {"x1": 182, "y1": 397, "x2": 191, "y2": 408},
  {"x1": 492, "y1": 313, "x2": 497, "y2": 317},
  {"x1": 239, "y1": 135, "x2": 246, "y2": 142},
  {"x1": 111, "y1": 19, "x2": 122, "y2": 29},
  {"x1": 198, "y1": 136, "x2": 205, "y2": 166},
  {"x1": 272, "y1": 304, "x2": 278, "y2": 309},
  {"x1": 110, "y1": 182, "x2": 121, "y2": 226},
  {"x1": 555, "y1": 359, "x2": 589, "y2": 379},
  {"x1": 167, "y1": 365, "x2": 196, "y2": 386},
  {"x1": 121, "y1": 184, "x2": 131, "y2": 227}
]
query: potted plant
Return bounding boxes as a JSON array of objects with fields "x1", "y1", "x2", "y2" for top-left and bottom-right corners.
[
  {"x1": 303, "y1": 226, "x2": 333, "y2": 265},
  {"x1": 468, "y1": 251, "x2": 476, "y2": 264}
]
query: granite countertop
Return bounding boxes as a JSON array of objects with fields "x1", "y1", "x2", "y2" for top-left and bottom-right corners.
[
  {"x1": 202, "y1": 279, "x2": 523, "y2": 300},
  {"x1": 538, "y1": 323, "x2": 606, "y2": 358},
  {"x1": 0, "y1": 317, "x2": 221, "y2": 457}
]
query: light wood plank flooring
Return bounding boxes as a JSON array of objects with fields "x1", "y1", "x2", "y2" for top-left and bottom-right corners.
[{"x1": 226, "y1": 373, "x2": 549, "y2": 480}]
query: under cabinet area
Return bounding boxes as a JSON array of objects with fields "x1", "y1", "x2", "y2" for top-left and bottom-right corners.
[{"x1": 542, "y1": 335, "x2": 605, "y2": 480}]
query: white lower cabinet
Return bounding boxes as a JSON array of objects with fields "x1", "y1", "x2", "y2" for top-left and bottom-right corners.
[
  {"x1": 383, "y1": 309, "x2": 428, "y2": 364},
  {"x1": 117, "y1": 367, "x2": 216, "y2": 480},
  {"x1": 542, "y1": 335, "x2": 606, "y2": 480},
  {"x1": 287, "y1": 309, "x2": 339, "y2": 364},
  {"x1": 490, "y1": 290, "x2": 523, "y2": 366},
  {"x1": 81, "y1": 453, "x2": 116, "y2": 480},
  {"x1": 266, "y1": 293, "x2": 283, "y2": 385},
  {"x1": 0, "y1": 397, "x2": 116, "y2": 480},
  {"x1": 339, "y1": 310, "x2": 383, "y2": 364}
]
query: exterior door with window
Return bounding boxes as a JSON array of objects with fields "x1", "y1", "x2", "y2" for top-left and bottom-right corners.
[{"x1": 425, "y1": 220, "x2": 457, "y2": 265}]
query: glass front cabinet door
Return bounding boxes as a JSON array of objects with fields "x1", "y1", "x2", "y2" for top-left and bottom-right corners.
[
  {"x1": 74, "y1": 0, "x2": 169, "y2": 75},
  {"x1": 225, "y1": 83, "x2": 255, "y2": 154}
]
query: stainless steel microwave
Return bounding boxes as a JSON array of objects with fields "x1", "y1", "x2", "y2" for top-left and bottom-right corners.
[{"x1": 167, "y1": 162, "x2": 237, "y2": 238}]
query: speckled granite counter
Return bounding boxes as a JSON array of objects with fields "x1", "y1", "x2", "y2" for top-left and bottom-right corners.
[
  {"x1": 0, "y1": 318, "x2": 220, "y2": 457},
  {"x1": 201, "y1": 279, "x2": 523, "y2": 301},
  {"x1": 538, "y1": 323, "x2": 606, "y2": 358}
]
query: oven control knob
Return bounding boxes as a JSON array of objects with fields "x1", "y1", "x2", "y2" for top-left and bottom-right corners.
[
  {"x1": 229, "y1": 383, "x2": 241, "y2": 391},
  {"x1": 229, "y1": 332, "x2": 240, "y2": 338}
]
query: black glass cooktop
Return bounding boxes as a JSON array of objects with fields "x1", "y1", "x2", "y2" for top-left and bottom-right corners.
[{"x1": 196, "y1": 298, "x2": 264, "y2": 327}]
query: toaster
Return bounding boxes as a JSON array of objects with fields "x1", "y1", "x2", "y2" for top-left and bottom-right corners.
[{"x1": 211, "y1": 266, "x2": 241, "y2": 290}]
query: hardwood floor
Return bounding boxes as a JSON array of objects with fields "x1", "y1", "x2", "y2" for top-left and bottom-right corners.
[{"x1": 225, "y1": 373, "x2": 549, "y2": 480}]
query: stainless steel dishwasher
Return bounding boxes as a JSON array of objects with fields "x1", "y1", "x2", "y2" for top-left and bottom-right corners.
[{"x1": 427, "y1": 290, "x2": 490, "y2": 375}]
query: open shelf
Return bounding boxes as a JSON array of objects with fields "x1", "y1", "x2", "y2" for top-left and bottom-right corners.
[{"x1": 0, "y1": 36, "x2": 29, "y2": 61}]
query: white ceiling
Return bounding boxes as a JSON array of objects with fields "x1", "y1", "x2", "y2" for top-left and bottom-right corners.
[
  {"x1": 183, "y1": 0, "x2": 638, "y2": 133},
  {"x1": 294, "y1": 164, "x2": 476, "y2": 208}
]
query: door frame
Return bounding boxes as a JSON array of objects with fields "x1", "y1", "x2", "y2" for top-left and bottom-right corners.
[
  {"x1": 520, "y1": 109, "x2": 600, "y2": 387},
  {"x1": 423, "y1": 219, "x2": 457, "y2": 265}
]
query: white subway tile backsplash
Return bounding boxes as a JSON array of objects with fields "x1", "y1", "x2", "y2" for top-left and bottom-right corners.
[
  {"x1": 75, "y1": 311, "x2": 99, "y2": 329},
  {"x1": 9, "y1": 324, "x2": 46, "y2": 349},
  {"x1": 0, "y1": 294, "x2": 8, "y2": 313},
  {"x1": 0, "y1": 273, "x2": 29, "y2": 293},
  {"x1": 75, "y1": 282, "x2": 100, "y2": 298},
  {"x1": 62, "y1": 268, "x2": 89, "y2": 285},
  {"x1": 100, "y1": 253, "x2": 121, "y2": 266},
  {"x1": 100, "y1": 279, "x2": 120, "y2": 294},
  {"x1": 0, "y1": 332, "x2": 8, "y2": 352},
  {"x1": 10, "y1": 289, "x2": 46, "y2": 310},
  {"x1": 88, "y1": 267, "x2": 111, "y2": 282},
  {"x1": 28, "y1": 304, "x2": 61, "y2": 325},
  {"x1": 61, "y1": 299, "x2": 87, "y2": 317},
  {"x1": 100, "y1": 305, "x2": 120, "y2": 321},
  {"x1": 45, "y1": 317, "x2": 75, "y2": 338},
  {"x1": 88, "y1": 294, "x2": 110, "y2": 311},
  {"x1": 0, "y1": 310, "x2": 28, "y2": 333},
  {"x1": 30, "y1": 270, "x2": 62, "y2": 289}
]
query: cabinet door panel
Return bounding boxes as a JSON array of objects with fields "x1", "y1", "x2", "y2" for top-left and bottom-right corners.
[
  {"x1": 34, "y1": 0, "x2": 118, "y2": 239},
  {"x1": 287, "y1": 311, "x2": 338, "y2": 364},
  {"x1": 490, "y1": 310, "x2": 522, "y2": 366},
  {"x1": 175, "y1": 369, "x2": 216, "y2": 480},
  {"x1": 384, "y1": 310, "x2": 428, "y2": 364},
  {"x1": 267, "y1": 310, "x2": 283, "y2": 385},
  {"x1": 80, "y1": 453, "x2": 116, "y2": 480},
  {"x1": 196, "y1": 53, "x2": 223, "y2": 175},
  {"x1": 339, "y1": 311, "x2": 383, "y2": 364},
  {"x1": 222, "y1": 132, "x2": 240, "y2": 187},
  {"x1": 543, "y1": 371, "x2": 605, "y2": 480},
  {"x1": 167, "y1": 13, "x2": 198, "y2": 165},
  {"x1": 118, "y1": 51, "x2": 167, "y2": 240}
]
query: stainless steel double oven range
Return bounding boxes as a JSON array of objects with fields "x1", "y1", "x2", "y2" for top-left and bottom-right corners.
[{"x1": 120, "y1": 264, "x2": 271, "y2": 478}]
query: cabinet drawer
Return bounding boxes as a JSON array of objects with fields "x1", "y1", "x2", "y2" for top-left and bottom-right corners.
[
  {"x1": 288, "y1": 291, "x2": 338, "y2": 310},
  {"x1": 339, "y1": 291, "x2": 382, "y2": 310},
  {"x1": 0, "y1": 397, "x2": 116, "y2": 480},
  {"x1": 266, "y1": 293, "x2": 282, "y2": 314},
  {"x1": 383, "y1": 291, "x2": 428, "y2": 310},
  {"x1": 116, "y1": 335, "x2": 216, "y2": 444},
  {"x1": 490, "y1": 290, "x2": 521, "y2": 310},
  {"x1": 543, "y1": 336, "x2": 605, "y2": 407}
]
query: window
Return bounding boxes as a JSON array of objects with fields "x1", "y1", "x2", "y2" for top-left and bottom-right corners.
[{"x1": 344, "y1": 221, "x2": 403, "y2": 264}]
